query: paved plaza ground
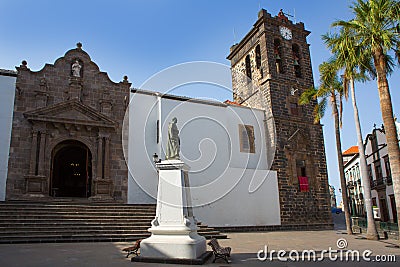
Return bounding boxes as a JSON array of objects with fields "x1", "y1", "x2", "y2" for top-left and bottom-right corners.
[{"x1": 0, "y1": 215, "x2": 399, "y2": 267}]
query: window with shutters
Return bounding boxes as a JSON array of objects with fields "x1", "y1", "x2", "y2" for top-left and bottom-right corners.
[
  {"x1": 297, "y1": 160, "x2": 309, "y2": 192},
  {"x1": 290, "y1": 102, "x2": 299, "y2": 116},
  {"x1": 239, "y1": 124, "x2": 255, "y2": 153}
]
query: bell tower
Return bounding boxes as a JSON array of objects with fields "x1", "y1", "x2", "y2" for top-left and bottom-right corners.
[{"x1": 227, "y1": 9, "x2": 332, "y2": 227}]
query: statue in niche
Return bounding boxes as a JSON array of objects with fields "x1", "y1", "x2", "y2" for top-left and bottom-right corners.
[
  {"x1": 166, "y1": 117, "x2": 180, "y2": 160},
  {"x1": 39, "y1": 77, "x2": 47, "y2": 91},
  {"x1": 71, "y1": 60, "x2": 82, "y2": 77}
]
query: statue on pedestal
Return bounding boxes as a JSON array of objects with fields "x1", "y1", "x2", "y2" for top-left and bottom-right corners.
[
  {"x1": 138, "y1": 144, "x2": 207, "y2": 262},
  {"x1": 166, "y1": 117, "x2": 180, "y2": 160}
]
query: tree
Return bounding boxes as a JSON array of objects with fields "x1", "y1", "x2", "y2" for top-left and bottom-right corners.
[
  {"x1": 323, "y1": 27, "x2": 379, "y2": 240},
  {"x1": 332, "y1": 0, "x2": 400, "y2": 240},
  {"x1": 299, "y1": 61, "x2": 353, "y2": 235}
]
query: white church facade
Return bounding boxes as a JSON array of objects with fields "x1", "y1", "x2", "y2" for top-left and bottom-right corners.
[{"x1": 127, "y1": 89, "x2": 281, "y2": 227}]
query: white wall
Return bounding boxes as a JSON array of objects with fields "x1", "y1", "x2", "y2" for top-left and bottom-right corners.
[
  {"x1": 0, "y1": 75, "x2": 16, "y2": 201},
  {"x1": 128, "y1": 91, "x2": 281, "y2": 226}
]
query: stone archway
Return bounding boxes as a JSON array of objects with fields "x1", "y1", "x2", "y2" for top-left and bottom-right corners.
[{"x1": 50, "y1": 140, "x2": 92, "y2": 198}]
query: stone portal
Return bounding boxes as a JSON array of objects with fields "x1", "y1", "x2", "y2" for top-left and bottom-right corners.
[
  {"x1": 6, "y1": 43, "x2": 130, "y2": 201},
  {"x1": 51, "y1": 140, "x2": 92, "y2": 198}
]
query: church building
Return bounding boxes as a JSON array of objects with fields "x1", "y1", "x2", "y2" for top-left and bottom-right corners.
[{"x1": 1, "y1": 9, "x2": 332, "y2": 229}]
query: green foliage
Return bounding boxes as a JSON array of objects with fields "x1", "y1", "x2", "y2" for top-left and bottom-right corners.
[
  {"x1": 302, "y1": 0, "x2": 399, "y2": 126},
  {"x1": 323, "y1": 27, "x2": 374, "y2": 84},
  {"x1": 332, "y1": 0, "x2": 400, "y2": 74},
  {"x1": 299, "y1": 61, "x2": 344, "y2": 125}
]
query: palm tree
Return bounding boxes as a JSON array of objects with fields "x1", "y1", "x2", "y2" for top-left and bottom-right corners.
[
  {"x1": 332, "y1": 0, "x2": 400, "y2": 240},
  {"x1": 299, "y1": 61, "x2": 353, "y2": 235},
  {"x1": 323, "y1": 27, "x2": 379, "y2": 240}
]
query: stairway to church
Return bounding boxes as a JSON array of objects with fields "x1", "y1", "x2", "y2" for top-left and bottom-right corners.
[{"x1": 0, "y1": 202, "x2": 227, "y2": 244}]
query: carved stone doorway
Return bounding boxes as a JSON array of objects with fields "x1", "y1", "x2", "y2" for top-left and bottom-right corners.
[{"x1": 51, "y1": 140, "x2": 92, "y2": 198}]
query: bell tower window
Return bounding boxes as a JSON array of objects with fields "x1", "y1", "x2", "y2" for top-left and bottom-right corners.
[
  {"x1": 274, "y1": 39, "x2": 283, "y2": 74},
  {"x1": 292, "y1": 44, "x2": 302, "y2": 78},
  {"x1": 245, "y1": 55, "x2": 252, "y2": 79},
  {"x1": 255, "y1": 45, "x2": 261, "y2": 69}
]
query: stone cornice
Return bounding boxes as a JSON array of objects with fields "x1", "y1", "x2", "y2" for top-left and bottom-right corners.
[{"x1": 24, "y1": 99, "x2": 117, "y2": 129}]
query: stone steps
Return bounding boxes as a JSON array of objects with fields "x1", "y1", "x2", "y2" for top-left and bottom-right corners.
[
  {"x1": 0, "y1": 215, "x2": 155, "y2": 219},
  {"x1": 0, "y1": 202, "x2": 227, "y2": 243},
  {"x1": 0, "y1": 225, "x2": 218, "y2": 233},
  {"x1": 0, "y1": 234, "x2": 152, "y2": 244},
  {"x1": 0, "y1": 206, "x2": 156, "y2": 211},
  {"x1": 0, "y1": 229, "x2": 223, "y2": 236},
  {"x1": 0, "y1": 219, "x2": 152, "y2": 224},
  {"x1": 0, "y1": 221, "x2": 152, "y2": 226}
]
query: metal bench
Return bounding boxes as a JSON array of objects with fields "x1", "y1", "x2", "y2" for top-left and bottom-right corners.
[
  {"x1": 207, "y1": 238, "x2": 231, "y2": 263},
  {"x1": 352, "y1": 225, "x2": 362, "y2": 234},
  {"x1": 122, "y1": 239, "x2": 142, "y2": 258}
]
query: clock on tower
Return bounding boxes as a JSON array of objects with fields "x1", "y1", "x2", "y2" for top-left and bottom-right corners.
[{"x1": 279, "y1": 26, "x2": 292, "y2": 40}]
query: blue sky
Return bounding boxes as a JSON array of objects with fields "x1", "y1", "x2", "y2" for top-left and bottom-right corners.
[{"x1": 1, "y1": 0, "x2": 399, "y2": 204}]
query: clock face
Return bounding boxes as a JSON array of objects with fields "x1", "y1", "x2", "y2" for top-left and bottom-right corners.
[{"x1": 280, "y1": 26, "x2": 292, "y2": 40}]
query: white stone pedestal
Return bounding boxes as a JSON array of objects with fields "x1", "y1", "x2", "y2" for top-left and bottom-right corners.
[{"x1": 137, "y1": 160, "x2": 207, "y2": 263}]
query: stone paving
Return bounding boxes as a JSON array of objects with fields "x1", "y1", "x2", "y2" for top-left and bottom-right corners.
[
  {"x1": 0, "y1": 214, "x2": 399, "y2": 266},
  {"x1": 0, "y1": 229, "x2": 398, "y2": 267}
]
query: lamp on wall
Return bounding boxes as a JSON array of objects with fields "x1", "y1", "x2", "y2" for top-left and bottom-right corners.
[{"x1": 153, "y1": 153, "x2": 161, "y2": 164}]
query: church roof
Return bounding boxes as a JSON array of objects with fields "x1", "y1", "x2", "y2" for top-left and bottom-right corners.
[
  {"x1": 0, "y1": 69, "x2": 17, "y2": 77},
  {"x1": 131, "y1": 88, "x2": 265, "y2": 112},
  {"x1": 224, "y1": 100, "x2": 241, "y2": 106}
]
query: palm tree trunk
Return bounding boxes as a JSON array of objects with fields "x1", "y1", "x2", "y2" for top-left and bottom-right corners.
[
  {"x1": 374, "y1": 51, "x2": 400, "y2": 242},
  {"x1": 331, "y1": 94, "x2": 353, "y2": 235},
  {"x1": 349, "y1": 78, "x2": 379, "y2": 240}
]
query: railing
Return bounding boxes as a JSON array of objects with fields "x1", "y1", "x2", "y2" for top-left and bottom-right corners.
[
  {"x1": 346, "y1": 180, "x2": 360, "y2": 187},
  {"x1": 380, "y1": 222, "x2": 398, "y2": 232},
  {"x1": 352, "y1": 217, "x2": 399, "y2": 236},
  {"x1": 370, "y1": 177, "x2": 392, "y2": 189},
  {"x1": 347, "y1": 181, "x2": 355, "y2": 188}
]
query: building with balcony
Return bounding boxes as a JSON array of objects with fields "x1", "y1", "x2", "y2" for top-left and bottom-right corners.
[
  {"x1": 343, "y1": 146, "x2": 365, "y2": 217},
  {"x1": 343, "y1": 125, "x2": 398, "y2": 223},
  {"x1": 365, "y1": 125, "x2": 397, "y2": 223},
  {"x1": 329, "y1": 185, "x2": 337, "y2": 208}
]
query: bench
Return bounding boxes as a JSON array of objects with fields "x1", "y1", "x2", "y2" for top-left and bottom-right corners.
[
  {"x1": 122, "y1": 239, "x2": 142, "y2": 258},
  {"x1": 352, "y1": 225, "x2": 362, "y2": 234},
  {"x1": 207, "y1": 238, "x2": 231, "y2": 263}
]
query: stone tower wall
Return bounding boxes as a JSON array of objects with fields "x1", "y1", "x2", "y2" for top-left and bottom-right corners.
[{"x1": 228, "y1": 9, "x2": 332, "y2": 227}]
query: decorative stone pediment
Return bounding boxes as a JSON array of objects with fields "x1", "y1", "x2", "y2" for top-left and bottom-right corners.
[
  {"x1": 8, "y1": 43, "x2": 129, "y2": 202},
  {"x1": 24, "y1": 99, "x2": 117, "y2": 129}
]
